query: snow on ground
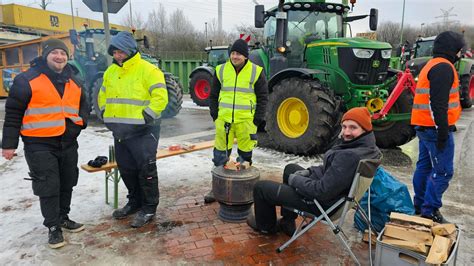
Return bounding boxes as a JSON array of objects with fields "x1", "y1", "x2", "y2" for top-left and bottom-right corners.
[{"x1": 0, "y1": 117, "x2": 323, "y2": 263}]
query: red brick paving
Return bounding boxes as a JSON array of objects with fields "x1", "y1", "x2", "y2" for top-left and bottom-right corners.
[{"x1": 122, "y1": 195, "x2": 372, "y2": 264}]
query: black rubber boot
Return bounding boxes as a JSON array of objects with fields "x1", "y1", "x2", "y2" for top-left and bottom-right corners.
[
  {"x1": 48, "y1": 225, "x2": 66, "y2": 249},
  {"x1": 130, "y1": 210, "x2": 155, "y2": 228},
  {"x1": 112, "y1": 202, "x2": 140, "y2": 220},
  {"x1": 60, "y1": 215, "x2": 85, "y2": 233},
  {"x1": 204, "y1": 191, "x2": 216, "y2": 204}
]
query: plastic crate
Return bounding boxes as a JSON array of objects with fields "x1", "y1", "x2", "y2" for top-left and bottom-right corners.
[{"x1": 374, "y1": 227, "x2": 460, "y2": 266}]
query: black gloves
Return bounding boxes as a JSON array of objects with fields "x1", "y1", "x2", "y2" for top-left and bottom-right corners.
[
  {"x1": 253, "y1": 117, "x2": 264, "y2": 127},
  {"x1": 143, "y1": 111, "x2": 154, "y2": 124},
  {"x1": 437, "y1": 130, "x2": 448, "y2": 151}
]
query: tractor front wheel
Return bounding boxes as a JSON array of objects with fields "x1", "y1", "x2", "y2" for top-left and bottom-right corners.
[
  {"x1": 265, "y1": 77, "x2": 339, "y2": 155},
  {"x1": 189, "y1": 71, "x2": 212, "y2": 106},
  {"x1": 374, "y1": 86, "x2": 415, "y2": 148}
]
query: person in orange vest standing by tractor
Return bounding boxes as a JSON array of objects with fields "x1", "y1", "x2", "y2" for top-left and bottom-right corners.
[
  {"x1": 2, "y1": 39, "x2": 89, "y2": 248},
  {"x1": 411, "y1": 31, "x2": 465, "y2": 224},
  {"x1": 204, "y1": 39, "x2": 268, "y2": 203}
]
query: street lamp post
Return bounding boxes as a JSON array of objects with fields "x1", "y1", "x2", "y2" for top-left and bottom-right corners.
[
  {"x1": 420, "y1": 23, "x2": 425, "y2": 36},
  {"x1": 205, "y1": 22, "x2": 208, "y2": 42}
]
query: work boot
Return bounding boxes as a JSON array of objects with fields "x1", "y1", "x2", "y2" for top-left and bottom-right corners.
[
  {"x1": 277, "y1": 217, "x2": 296, "y2": 237},
  {"x1": 204, "y1": 191, "x2": 216, "y2": 204},
  {"x1": 422, "y1": 209, "x2": 449, "y2": 224},
  {"x1": 246, "y1": 213, "x2": 276, "y2": 235},
  {"x1": 130, "y1": 210, "x2": 155, "y2": 228},
  {"x1": 48, "y1": 226, "x2": 66, "y2": 249},
  {"x1": 112, "y1": 202, "x2": 140, "y2": 220},
  {"x1": 61, "y1": 216, "x2": 85, "y2": 233}
]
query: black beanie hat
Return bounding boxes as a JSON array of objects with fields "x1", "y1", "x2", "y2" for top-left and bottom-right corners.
[
  {"x1": 42, "y1": 38, "x2": 69, "y2": 59},
  {"x1": 433, "y1": 31, "x2": 465, "y2": 58},
  {"x1": 230, "y1": 39, "x2": 249, "y2": 58}
]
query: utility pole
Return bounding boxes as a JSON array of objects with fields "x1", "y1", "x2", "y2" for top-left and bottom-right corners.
[
  {"x1": 101, "y1": 0, "x2": 112, "y2": 65},
  {"x1": 205, "y1": 22, "x2": 208, "y2": 41},
  {"x1": 129, "y1": 0, "x2": 133, "y2": 29},
  {"x1": 400, "y1": 0, "x2": 406, "y2": 45},
  {"x1": 218, "y1": 0, "x2": 222, "y2": 34},
  {"x1": 70, "y1": 0, "x2": 75, "y2": 30}
]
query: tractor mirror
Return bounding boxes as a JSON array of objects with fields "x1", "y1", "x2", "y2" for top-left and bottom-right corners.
[
  {"x1": 69, "y1": 29, "x2": 79, "y2": 45},
  {"x1": 369, "y1": 8, "x2": 378, "y2": 31},
  {"x1": 255, "y1": 5, "x2": 265, "y2": 28}
]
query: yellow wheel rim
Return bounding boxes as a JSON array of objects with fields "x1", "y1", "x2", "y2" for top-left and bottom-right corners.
[{"x1": 277, "y1": 97, "x2": 309, "y2": 138}]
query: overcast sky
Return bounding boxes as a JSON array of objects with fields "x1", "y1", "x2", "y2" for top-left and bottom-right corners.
[{"x1": 1, "y1": 0, "x2": 473, "y2": 34}]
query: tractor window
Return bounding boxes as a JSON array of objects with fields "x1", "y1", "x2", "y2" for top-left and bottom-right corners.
[
  {"x1": 5, "y1": 48, "x2": 20, "y2": 66},
  {"x1": 287, "y1": 11, "x2": 342, "y2": 42},
  {"x1": 263, "y1": 16, "x2": 276, "y2": 46},
  {"x1": 415, "y1": 41, "x2": 434, "y2": 58},
  {"x1": 22, "y1": 44, "x2": 39, "y2": 64},
  {"x1": 208, "y1": 50, "x2": 228, "y2": 67},
  {"x1": 91, "y1": 33, "x2": 108, "y2": 57}
]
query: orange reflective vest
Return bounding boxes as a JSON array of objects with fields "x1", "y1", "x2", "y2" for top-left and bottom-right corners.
[
  {"x1": 21, "y1": 74, "x2": 83, "y2": 137},
  {"x1": 411, "y1": 57, "x2": 461, "y2": 126}
]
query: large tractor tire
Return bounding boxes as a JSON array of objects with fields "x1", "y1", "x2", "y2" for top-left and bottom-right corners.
[
  {"x1": 460, "y1": 74, "x2": 473, "y2": 109},
  {"x1": 374, "y1": 86, "x2": 416, "y2": 148},
  {"x1": 91, "y1": 77, "x2": 103, "y2": 118},
  {"x1": 265, "y1": 77, "x2": 339, "y2": 155},
  {"x1": 162, "y1": 74, "x2": 183, "y2": 119},
  {"x1": 189, "y1": 71, "x2": 212, "y2": 106}
]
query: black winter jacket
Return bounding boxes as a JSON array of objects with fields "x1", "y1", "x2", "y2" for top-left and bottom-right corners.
[
  {"x1": 209, "y1": 60, "x2": 268, "y2": 126},
  {"x1": 2, "y1": 57, "x2": 89, "y2": 152},
  {"x1": 289, "y1": 131, "x2": 382, "y2": 208}
]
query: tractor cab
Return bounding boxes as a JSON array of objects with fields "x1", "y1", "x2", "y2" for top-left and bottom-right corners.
[{"x1": 204, "y1": 46, "x2": 229, "y2": 67}]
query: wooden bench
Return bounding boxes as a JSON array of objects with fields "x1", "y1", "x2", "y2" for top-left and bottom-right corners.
[{"x1": 80, "y1": 140, "x2": 215, "y2": 208}]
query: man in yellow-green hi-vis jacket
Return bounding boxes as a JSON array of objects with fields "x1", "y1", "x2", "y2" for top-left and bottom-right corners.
[
  {"x1": 205, "y1": 39, "x2": 268, "y2": 203},
  {"x1": 98, "y1": 31, "x2": 168, "y2": 227}
]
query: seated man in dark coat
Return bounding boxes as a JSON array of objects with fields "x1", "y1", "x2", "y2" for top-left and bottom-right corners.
[{"x1": 247, "y1": 107, "x2": 382, "y2": 235}]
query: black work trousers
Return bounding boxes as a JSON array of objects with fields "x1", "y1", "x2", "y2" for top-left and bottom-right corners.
[
  {"x1": 115, "y1": 132, "x2": 159, "y2": 214},
  {"x1": 253, "y1": 164, "x2": 321, "y2": 232},
  {"x1": 25, "y1": 142, "x2": 79, "y2": 228}
]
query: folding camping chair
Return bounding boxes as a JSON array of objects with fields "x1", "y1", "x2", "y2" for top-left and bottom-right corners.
[{"x1": 276, "y1": 158, "x2": 381, "y2": 266}]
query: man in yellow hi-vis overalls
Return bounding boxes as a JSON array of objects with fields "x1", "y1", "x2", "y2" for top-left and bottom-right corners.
[
  {"x1": 98, "y1": 31, "x2": 168, "y2": 227},
  {"x1": 205, "y1": 39, "x2": 268, "y2": 203}
]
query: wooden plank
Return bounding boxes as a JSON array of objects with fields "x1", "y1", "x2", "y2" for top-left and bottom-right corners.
[
  {"x1": 80, "y1": 140, "x2": 215, "y2": 173},
  {"x1": 425, "y1": 235, "x2": 452, "y2": 264},
  {"x1": 382, "y1": 238, "x2": 427, "y2": 254},
  {"x1": 362, "y1": 230, "x2": 377, "y2": 245},
  {"x1": 432, "y1": 224, "x2": 456, "y2": 236},
  {"x1": 390, "y1": 212, "x2": 434, "y2": 228},
  {"x1": 384, "y1": 224, "x2": 434, "y2": 246}
]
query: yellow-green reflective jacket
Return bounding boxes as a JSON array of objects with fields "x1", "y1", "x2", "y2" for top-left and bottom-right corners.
[
  {"x1": 216, "y1": 60, "x2": 263, "y2": 123},
  {"x1": 98, "y1": 52, "x2": 168, "y2": 139}
]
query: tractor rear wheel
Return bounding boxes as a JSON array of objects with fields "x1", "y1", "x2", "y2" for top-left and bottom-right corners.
[
  {"x1": 460, "y1": 74, "x2": 472, "y2": 109},
  {"x1": 91, "y1": 77, "x2": 103, "y2": 118},
  {"x1": 189, "y1": 71, "x2": 212, "y2": 106},
  {"x1": 374, "y1": 86, "x2": 415, "y2": 148},
  {"x1": 265, "y1": 77, "x2": 339, "y2": 155},
  {"x1": 162, "y1": 74, "x2": 183, "y2": 119}
]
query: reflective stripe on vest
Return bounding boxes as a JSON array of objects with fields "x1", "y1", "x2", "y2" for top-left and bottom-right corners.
[
  {"x1": 21, "y1": 74, "x2": 83, "y2": 137},
  {"x1": 411, "y1": 57, "x2": 461, "y2": 126},
  {"x1": 215, "y1": 61, "x2": 262, "y2": 122}
]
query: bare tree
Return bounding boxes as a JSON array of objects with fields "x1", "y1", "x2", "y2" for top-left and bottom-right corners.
[
  {"x1": 235, "y1": 23, "x2": 264, "y2": 45},
  {"x1": 35, "y1": 0, "x2": 52, "y2": 10},
  {"x1": 121, "y1": 11, "x2": 146, "y2": 31}
]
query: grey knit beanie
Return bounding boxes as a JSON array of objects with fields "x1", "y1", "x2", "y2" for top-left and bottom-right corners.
[{"x1": 108, "y1": 31, "x2": 138, "y2": 56}]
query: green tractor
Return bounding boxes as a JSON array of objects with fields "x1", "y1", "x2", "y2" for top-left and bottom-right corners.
[
  {"x1": 252, "y1": 0, "x2": 415, "y2": 155},
  {"x1": 189, "y1": 45, "x2": 229, "y2": 106},
  {"x1": 69, "y1": 28, "x2": 183, "y2": 117},
  {"x1": 404, "y1": 36, "x2": 473, "y2": 108}
]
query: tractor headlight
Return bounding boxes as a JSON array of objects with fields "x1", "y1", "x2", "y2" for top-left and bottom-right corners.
[
  {"x1": 381, "y1": 49, "x2": 392, "y2": 59},
  {"x1": 353, "y1": 48, "x2": 374, "y2": 59}
]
